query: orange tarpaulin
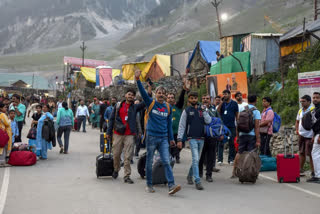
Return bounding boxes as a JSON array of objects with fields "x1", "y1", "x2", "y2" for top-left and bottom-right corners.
[{"x1": 281, "y1": 40, "x2": 310, "y2": 57}]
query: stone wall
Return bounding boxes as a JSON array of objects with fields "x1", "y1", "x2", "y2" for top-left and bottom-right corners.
[{"x1": 270, "y1": 128, "x2": 299, "y2": 156}]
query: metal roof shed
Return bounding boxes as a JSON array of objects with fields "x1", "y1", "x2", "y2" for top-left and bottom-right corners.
[
  {"x1": 242, "y1": 33, "x2": 282, "y2": 76},
  {"x1": 170, "y1": 50, "x2": 193, "y2": 77}
]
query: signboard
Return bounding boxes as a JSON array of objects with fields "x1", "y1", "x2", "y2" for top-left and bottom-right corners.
[
  {"x1": 298, "y1": 71, "x2": 320, "y2": 98},
  {"x1": 206, "y1": 72, "x2": 248, "y2": 101},
  {"x1": 64, "y1": 56, "x2": 107, "y2": 68}
]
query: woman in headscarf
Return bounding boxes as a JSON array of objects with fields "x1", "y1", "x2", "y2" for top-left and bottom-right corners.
[
  {"x1": 90, "y1": 99, "x2": 100, "y2": 129},
  {"x1": 36, "y1": 104, "x2": 54, "y2": 160},
  {"x1": 0, "y1": 102, "x2": 12, "y2": 167},
  {"x1": 28, "y1": 104, "x2": 43, "y2": 156}
]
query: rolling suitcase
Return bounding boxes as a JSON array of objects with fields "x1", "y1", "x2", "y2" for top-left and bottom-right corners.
[
  {"x1": 235, "y1": 149, "x2": 261, "y2": 184},
  {"x1": 277, "y1": 128, "x2": 300, "y2": 183},
  {"x1": 152, "y1": 158, "x2": 175, "y2": 185},
  {"x1": 96, "y1": 133, "x2": 114, "y2": 178},
  {"x1": 137, "y1": 152, "x2": 175, "y2": 184}
]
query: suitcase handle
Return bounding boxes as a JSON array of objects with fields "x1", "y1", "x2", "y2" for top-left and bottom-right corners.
[
  {"x1": 103, "y1": 133, "x2": 112, "y2": 154},
  {"x1": 284, "y1": 128, "x2": 294, "y2": 156}
]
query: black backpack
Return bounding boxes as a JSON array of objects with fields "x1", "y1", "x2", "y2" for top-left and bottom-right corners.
[
  {"x1": 237, "y1": 106, "x2": 257, "y2": 133},
  {"x1": 302, "y1": 108, "x2": 320, "y2": 131}
]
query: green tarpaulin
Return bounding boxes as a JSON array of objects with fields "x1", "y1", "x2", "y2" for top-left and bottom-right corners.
[{"x1": 210, "y1": 52, "x2": 251, "y2": 77}]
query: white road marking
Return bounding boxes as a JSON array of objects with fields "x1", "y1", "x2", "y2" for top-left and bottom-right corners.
[
  {"x1": 259, "y1": 174, "x2": 320, "y2": 198},
  {"x1": 0, "y1": 168, "x2": 10, "y2": 214},
  {"x1": 184, "y1": 149, "x2": 320, "y2": 198}
]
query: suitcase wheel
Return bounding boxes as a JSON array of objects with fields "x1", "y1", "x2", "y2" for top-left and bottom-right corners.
[
  {"x1": 296, "y1": 177, "x2": 300, "y2": 183},
  {"x1": 279, "y1": 178, "x2": 283, "y2": 183}
]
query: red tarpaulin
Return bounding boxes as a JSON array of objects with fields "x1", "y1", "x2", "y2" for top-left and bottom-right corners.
[{"x1": 64, "y1": 56, "x2": 107, "y2": 68}]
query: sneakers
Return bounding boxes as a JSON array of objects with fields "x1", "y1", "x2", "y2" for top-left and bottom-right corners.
[
  {"x1": 124, "y1": 177, "x2": 134, "y2": 184},
  {"x1": 218, "y1": 161, "x2": 222, "y2": 166},
  {"x1": 195, "y1": 183, "x2": 204, "y2": 190},
  {"x1": 206, "y1": 176, "x2": 213, "y2": 183},
  {"x1": 59, "y1": 147, "x2": 64, "y2": 154},
  {"x1": 212, "y1": 168, "x2": 220, "y2": 173},
  {"x1": 145, "y1": 186, "x2": 155, "y2": 193},
  {"x1": 176, "y1": 159, "x2": 181, "y2": 164},
  {"x1": 187, "y1": 176, "x2": 194, "y2": 185},
  {"x1": 112, "y1": 171, "x2": 119, "y2": 179},
  {"x1": 229, "y1": 161, "x2": 234, "y2": 166},
  {"x1": 307, "y1": 177, "x2": 320, "y2": 183},
  {"x1": 168, "y1": 185, "x2": 181, "y2": 195}
]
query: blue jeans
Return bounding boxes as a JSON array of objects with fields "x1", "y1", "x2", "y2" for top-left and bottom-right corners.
[
  {"x1": 146, "y1": 135, "x2": 175, "y2": 188},
  {"x1": 188, "y1": 139, "x2": 204, "y2": 184}
]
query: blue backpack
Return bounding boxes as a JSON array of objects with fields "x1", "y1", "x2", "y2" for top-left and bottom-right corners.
[
  {"x1": 206, "y1": 117, "x2": 231, "y2": 142},
  {"x1": 265, "y1": 109, "x2": 281, "y2": 133}
]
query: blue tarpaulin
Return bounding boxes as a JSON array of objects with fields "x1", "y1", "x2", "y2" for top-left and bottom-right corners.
[{"x1": 187, "y1": 41, "x2": 220, "y2": 68}]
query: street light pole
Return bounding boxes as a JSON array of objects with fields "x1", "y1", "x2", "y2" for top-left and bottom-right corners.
[
  {"x1": 80, "y1": 41, "x2": 87, "y2": 67},
  {"x1": 211, "y1": 0, "x2": 223, "y2": 39}
]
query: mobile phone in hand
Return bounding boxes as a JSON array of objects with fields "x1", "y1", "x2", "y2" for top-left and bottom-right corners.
[{"x1": 147, "y1": 78, "x2": 153, "y2": 86}]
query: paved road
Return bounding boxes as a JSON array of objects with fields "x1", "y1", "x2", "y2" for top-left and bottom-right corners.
[{"x1": 1, "y1": 119, "x2": 320, "y2": 214}]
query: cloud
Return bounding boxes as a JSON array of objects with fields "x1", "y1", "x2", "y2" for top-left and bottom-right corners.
[{"x1": 155, "y1": 0, "x2": 161, "y2": 5}]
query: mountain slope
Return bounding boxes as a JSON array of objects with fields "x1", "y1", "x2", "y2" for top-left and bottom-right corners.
[{"x1": 0, "y1": 0, "x2": 161, "y2": 54}]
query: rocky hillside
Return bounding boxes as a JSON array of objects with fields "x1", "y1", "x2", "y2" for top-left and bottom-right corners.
[{"x1": 0, "y1": 0, "x2": 162, "y2": 54}]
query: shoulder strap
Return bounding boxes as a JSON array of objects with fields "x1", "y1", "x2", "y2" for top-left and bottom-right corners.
[
  {"x1": 165, "y1": 102, "x2": 171, "y2": 115},
  {"x1": 298, "y1": 108, "x2": 303, "y2": 115}
]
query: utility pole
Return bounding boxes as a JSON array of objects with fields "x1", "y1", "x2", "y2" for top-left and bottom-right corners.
[
  {"x1": 315, "y1": 0, "x2": 319, "y2": 21},
  {"x1": 211, "y1": 0, "x2": 223, "y2": 39},
  {"x1": 32, "y1": 73, "x2": 34, "y2": 89},
  {"x1": 80, "y1": 41, "x2": 87, "y2": 67}
]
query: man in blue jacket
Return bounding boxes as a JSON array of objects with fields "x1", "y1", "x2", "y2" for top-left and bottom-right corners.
[
  {"x1": 135, "y1": 69, "x2": 181, "y2": 195},
  {"x1": 177, "y1": 92, "x2": 212, "y2": 190}
]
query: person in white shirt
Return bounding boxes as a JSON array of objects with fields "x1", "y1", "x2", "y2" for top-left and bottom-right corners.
[
  {"x1": 296, "y1": 95, "x2": 314, "y2": 176},
  {"x1": 76, "y1": 100, "x2": 90, "y2": 132},
  {"x1": 57, "y1": 98, "x2": 63, "y2": 110},
  {"x1": 235, "y1": 92, "x2": 248, "y2": 113}
]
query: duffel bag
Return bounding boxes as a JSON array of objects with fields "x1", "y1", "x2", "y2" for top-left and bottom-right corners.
[
  {"x1": 260, "y1": 155, "x2": 277, "y2": 172},
  {"x1": 8, "y1": 151, "x2": 37, "y2": 166}
]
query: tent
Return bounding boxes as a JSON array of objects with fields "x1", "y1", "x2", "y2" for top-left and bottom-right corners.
[
  {"x1": 112, "y1": 69, "x2": 121, "y2": 79},
  {"x1": 187, "y1": 41, "x2": 220, "y2": 74},
  {"x1": 141, "y1": 55, "x2": 171, "y2": 81},
  {"x1": 122, "y1": 62, "x2": 148, "y2": 81},
  {"x1": 80, "y1": 67, "x2": 96, "y2": 83},
  {"x1": 210, "y1": 52, "x2": 251, "y2": 77}
]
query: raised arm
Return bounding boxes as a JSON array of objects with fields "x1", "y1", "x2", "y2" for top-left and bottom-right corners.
[
  {"x1": 135, "y1": 69, "x2": 152, "y2": 106},
  {"x1": 176, "y1": 89, "x2": 186, "y2": 109}
]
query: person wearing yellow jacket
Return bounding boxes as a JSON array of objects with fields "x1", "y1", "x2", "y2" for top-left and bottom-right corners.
[{"x1": 0, "y1": 102, "x2": 12, "y2": 167}]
